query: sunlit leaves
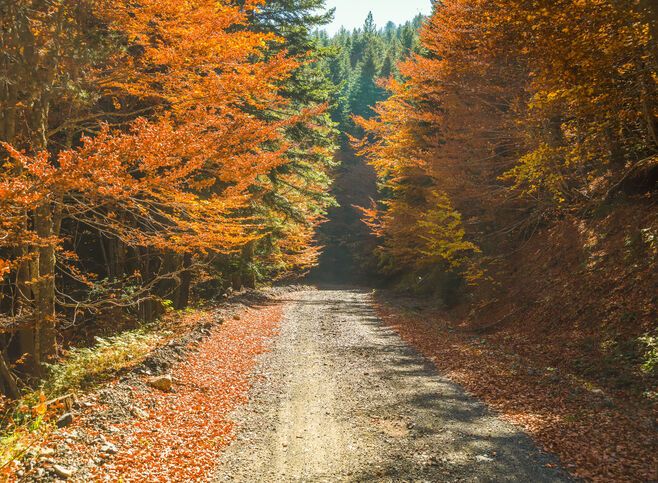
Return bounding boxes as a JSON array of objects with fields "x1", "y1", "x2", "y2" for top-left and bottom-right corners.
[{"x1": 356, "y1": 0, "x2": 656, "y2": 289}]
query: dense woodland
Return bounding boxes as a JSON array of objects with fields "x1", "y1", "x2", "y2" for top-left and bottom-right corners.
[
  {"x1": 0, "y1": 0, "x2": 656, "y2": 461},
  {"x1": 0, "y1": 0, "x2": 342, "y2": 394},
  {"x1": 0, "y1": 1, "x2": 427, "y2": 394},
  {"x1": 0, "y1": 0, "x2": 657, "y2": 481},
  {"x1": 358, "y1": 0, "x2": 658, "y2": 296},
  {"x1": 321, "y1": 13, "x2": 423, "y2": 132},
  {"x1": 310, "y1": 14, "x2": 424, "y2": 283},
  {"x1": 356, "y1": 0, "x2": 658, "y2": 431}
]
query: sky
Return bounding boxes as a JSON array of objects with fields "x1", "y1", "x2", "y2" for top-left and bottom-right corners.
[{"x1": 324, "y1": 0, "x2": 432, "y2": 34}]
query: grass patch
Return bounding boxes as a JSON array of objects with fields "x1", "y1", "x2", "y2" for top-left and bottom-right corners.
[
  {"x1": 43, "y1": 328, "x2": 166, "y2": 397},
  {"x1": 639, "y1": 332, "x2": 658, "y2": 375}
]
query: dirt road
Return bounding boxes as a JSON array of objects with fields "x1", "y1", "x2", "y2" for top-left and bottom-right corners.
[{"x1": 214, "y1": 289, "x2": 570, "y2": 482}]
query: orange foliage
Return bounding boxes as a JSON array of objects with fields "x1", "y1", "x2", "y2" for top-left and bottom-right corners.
[
  {"x1": 0, "y1": 1, "x2": 302, "y2": 262},
  {"x1": 356, "y1": 0, "x2": 656, "y2": 289},
  {"x1": 0, "y1": 0, "x2": 320, "y2": 367}
]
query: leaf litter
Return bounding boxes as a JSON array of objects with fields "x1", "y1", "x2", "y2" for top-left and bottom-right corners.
[
  {"x1": 14, "y1": 292, "x2": 284, "y2": 482},
  {"x1": 375, "y1": 298, "x2": 657, "y2": 483}
]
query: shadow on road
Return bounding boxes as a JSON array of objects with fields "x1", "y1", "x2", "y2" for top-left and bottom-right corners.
[{"x1": 280, "y1": 288, "x2": 573, "y2": 482}]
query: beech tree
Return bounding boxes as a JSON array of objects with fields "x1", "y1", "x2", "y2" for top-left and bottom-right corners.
[
  {"x1": 0, "y1": 0, "x2": 315, "y2": 386},
  {"x1": 358, "y1": 0, "x2": 657, "y2": 294},
  {"x1": 1, "y1": 0, "x2": 117, "y2": 377}
]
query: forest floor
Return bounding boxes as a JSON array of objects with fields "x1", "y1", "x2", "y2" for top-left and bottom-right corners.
[
  {"x1": 11, "y1": 287, "x2": 575, "y2": 482},
  {"x1": 376, "y1": 293, "x2": 658, "y2": 482},
  {"x1": 9, "y1": 289, "x2": 287, "y2": 481}
]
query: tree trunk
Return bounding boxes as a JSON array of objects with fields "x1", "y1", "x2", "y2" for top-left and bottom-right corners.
[
  {"x1": 137, "y1": 248, "x2": 163, "y2": 323},
  {"x1": 1, "y1": 83, "x2": 17, "y2": 143},
  {"x1": 637, "y1": 1, "x2": 658, "y2": 150},
  {"x1": 231, "y1": 272, "x2": 243, "y2": 291},
  {"x1": 639, "y1": 0, "x2": 658, "y2": 66},
  {"x1": 32, "y1": 203, "x2": 58, "y2": 373},
  {"x1": 605, "y1": 127, "x2": 626, "y2": 172},
  {"x1": 20, "y1": 98, "x2": 59, "y2": 376},
  {"x1": 174, "y1": 253, "x2": 193, "y2": 310},
  {"x1": 16, "y1": 243, "x2": 36, "y2": 365},
  {"x1": 639, "y1": 72, "x2": 658, "y2": 150},
  {"x1": 0, "y1": 352, "x2": 20, "y2": 399},
  {"x1": 241, "y1": 241, "x2": 257, "y2": 289}
]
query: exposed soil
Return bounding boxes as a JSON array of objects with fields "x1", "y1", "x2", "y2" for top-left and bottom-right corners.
[{"x1": 214, "y1": 289, "x2": 570, "y2": 482}]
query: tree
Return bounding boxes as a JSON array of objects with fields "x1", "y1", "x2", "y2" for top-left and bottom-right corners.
[
  {"x1": 0, "y1": 0, "x2": 302, "y2": 379},
  {"x1": 0, "y1": 0, "x2": 118, "y2": 375},
  {"x1": 313, "y1": 12, "x2": 425, "y2": 284},
  {"x1": 357, "y1": 0, "x2": 657, "y2": 294},
  {"x1": 233, "y1": 0, "x2": 339, "y2": 285}
]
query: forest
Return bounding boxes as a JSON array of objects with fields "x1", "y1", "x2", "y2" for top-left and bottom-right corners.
[
  {"x1": 0, "y1": 0, "x2": 656, "y2": 481},
  {"x1": 0, "y1": 0, "x2": 424, "y2": 390},
  {"x1": 0, "y1": 0, "x2": 339, "y2": 385}
]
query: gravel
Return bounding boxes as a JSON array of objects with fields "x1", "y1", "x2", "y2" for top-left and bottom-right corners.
[
  {"x1": 16, "y1": 287, "x2": 302, "y2": 482},
  {"x1": 214, "y1": 288, "x2": 572, "y2": 482}
]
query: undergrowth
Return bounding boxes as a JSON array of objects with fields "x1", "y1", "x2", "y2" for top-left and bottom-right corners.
[
  {"x1": 1, "y1": 326, "x2": 166, "y2": 474},
  {"x1": 42, "y1": 328, "x2": 166, "y2": 398},
  {"x1": 639, "y1": 332, "x2": 658, "y2": 375}
]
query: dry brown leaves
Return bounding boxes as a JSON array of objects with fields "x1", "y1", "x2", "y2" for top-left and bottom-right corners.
[
  {"x1": 375, "y1": 301, "x2": 658, "y2": 483},
  {"x1": 69, "y1": 303, "x2": 282, "y2": 481}
]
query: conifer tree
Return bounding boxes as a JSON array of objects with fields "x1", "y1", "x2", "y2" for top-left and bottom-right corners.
[{"x1": 234, "y1": 0, "x2": 340, "y2": 284}]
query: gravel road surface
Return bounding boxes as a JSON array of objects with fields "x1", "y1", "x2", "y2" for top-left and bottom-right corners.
[{"x1": 214, "y1": 289, "x2": 570, "y2": 482}]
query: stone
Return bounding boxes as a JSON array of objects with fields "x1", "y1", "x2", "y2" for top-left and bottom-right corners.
[
  {"x1": 40, "y1": 447, "x2": 56, "y2": 457},
  {"x1": 101, "y1": 443, "x2": 118, "y2": 455},
  {"x1": 132, "y1": 407, "x2": 149, "y2": 419},
  {"x1": 56, "y1": 413, "x2": 73, "y2": 428},
  {"x1": 148, "y1": 374, "x2": 173, "y2": 392},
  {"x1": 53, "y1": 465, "x2": 75, "y2": 479}
]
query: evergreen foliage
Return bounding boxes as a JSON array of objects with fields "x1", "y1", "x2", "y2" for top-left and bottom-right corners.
[
  {"x1": 321, "y1": 13, "x2": 423, "y2": 137},
  {"x1": 309, "y1": 12, "x2": 424, "y2": 285}
]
